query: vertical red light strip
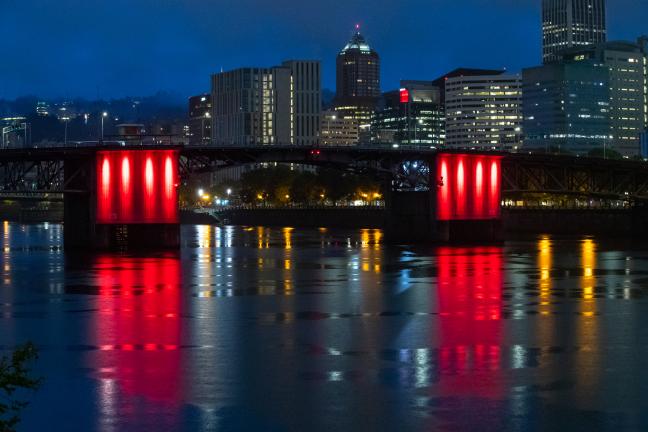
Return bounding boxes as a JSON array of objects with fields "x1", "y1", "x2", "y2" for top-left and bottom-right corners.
[
  {"x1": 455, "y1": 157, "x2": 466, "y2": 218},
  {"x1": 474, "y1": 159, "x2": 484, "y2": 217},
  {"x1": 437, "y1": 155, "x2": 452, "y2": 220},
  {"x1": 121, "y1": 156, "x2": 132, "y2": 221},
  {"x1": 144, "y1": 156, "x2": 155, "y2": 220},
  {"x1": 489, "y1": 159, "x2": 501, "y2": 217},
  {"x1": 99, "y1": 156, "x2": 112, "y2": 222},
  {"x1": 164, "y1": 156, "x2": 175, "y2": 220}
]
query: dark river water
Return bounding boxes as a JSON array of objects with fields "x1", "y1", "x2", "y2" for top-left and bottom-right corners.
[{"x1": 3, "y1": 222, "x2": 648, "y2": 431}]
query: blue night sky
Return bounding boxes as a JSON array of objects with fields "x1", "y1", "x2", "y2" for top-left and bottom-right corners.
[{"x1": 1, "y1": 0, "x2": 647, "y2": 99}]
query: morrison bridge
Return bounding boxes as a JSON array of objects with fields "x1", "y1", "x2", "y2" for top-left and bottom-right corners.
[{"x1": 1, "y1": 141, "x2": 648, "y2": 249}]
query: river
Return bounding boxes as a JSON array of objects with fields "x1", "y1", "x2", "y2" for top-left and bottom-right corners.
[{"x1": 2, "y1": 222, "x2": 648, "y2": 431}]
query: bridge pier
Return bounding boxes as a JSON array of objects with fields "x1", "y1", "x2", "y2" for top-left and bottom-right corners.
[
  {"x1": 63, "y1": 148, "x2": 180, "y2": 250},
  {"x1": 384, "y1": 153, "x2": 503, "y2": 244}
]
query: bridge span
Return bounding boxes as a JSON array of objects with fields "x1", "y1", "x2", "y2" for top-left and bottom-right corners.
[{"x1": 2, "y1": 144, "x2": 648, "y2": 248}]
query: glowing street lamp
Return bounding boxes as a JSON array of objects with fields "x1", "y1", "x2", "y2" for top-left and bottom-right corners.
[{"x1": 101, "y1": 111, "x2": 108, "y2": 142}]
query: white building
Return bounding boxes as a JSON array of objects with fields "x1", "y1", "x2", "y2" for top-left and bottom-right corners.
[{"x1": 444, "y1": 72, "x2": 522, "y2": 150}]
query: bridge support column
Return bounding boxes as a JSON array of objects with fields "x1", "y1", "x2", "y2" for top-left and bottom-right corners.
[
  {"x1": 384, "y1": 191, "x2": 438, "y2": 243},
  {"x1": 63, "y1": 155, "x2": 94, "y2": 250},
  {"x1": 64, "y1": 148, "x2": 180, "y2": 250},
  {"x1": 384, "y1": 153, "x2": 503, "y2": 244}
]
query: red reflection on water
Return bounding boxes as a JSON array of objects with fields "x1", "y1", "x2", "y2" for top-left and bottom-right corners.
[
  {"x1": 93, "y1": 254, "x2": 183, "y2": 404},
  {"x1": 436, "y1": 246, "x2": 503, "y2": 398}
]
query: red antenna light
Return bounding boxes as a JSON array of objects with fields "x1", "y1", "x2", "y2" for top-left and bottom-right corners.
[{"x1": 355, "y1": 24, "x2": 360, "y2": 30}]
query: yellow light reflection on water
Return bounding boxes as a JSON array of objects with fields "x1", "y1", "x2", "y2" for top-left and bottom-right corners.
[
  {"x1": 257, "y1": 227, "x2": 269, "y2": 249},
  {"x1": 575, "y1": 237, "x2": 600, "y2": 402},
  {"x1": 283, "y1": 228, "x2": 294, "y2": 295},
  {"x1": 360, "y1": 229, "x2": 370, "y2": 249},
  {"x1": 582, "y1": 239, "x2": 596, "y2": 301},
  {"x1": 197, "y1": 225, "x2": 213, "y2": 249},
  {"x1": 538, "y1": 236, "x2": 552, "y2": 313},
  {"x1": 283, "y1": 227, "x2": 293, "y2": 250}
]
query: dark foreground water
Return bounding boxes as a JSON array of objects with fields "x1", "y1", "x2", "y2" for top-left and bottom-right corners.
[{"x1": 3, "y1": 223, "x2": 648, "y2": 431}]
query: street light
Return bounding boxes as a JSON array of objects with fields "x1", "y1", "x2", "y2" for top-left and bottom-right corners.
[
  {"x1": 62, "y1": 116, "x2": 70, "y2": 146},
  {"x1": 101, "y1": 112, "x2": 108, "y2": 142}
]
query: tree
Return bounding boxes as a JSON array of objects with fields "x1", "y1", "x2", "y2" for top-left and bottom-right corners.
[
  {"x1": 0, "y1": 343, "x2": 41, "y2": 432},
  {"x1": 587, "y1": 147, "x2": 623, "y2": 160}
]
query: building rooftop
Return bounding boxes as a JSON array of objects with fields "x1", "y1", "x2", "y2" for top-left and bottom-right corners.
[{"x1": 340, "y1": 28, "x2": 374, "y2": 54}]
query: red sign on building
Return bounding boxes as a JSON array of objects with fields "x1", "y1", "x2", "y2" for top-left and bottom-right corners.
[
  {"x1": 96, "y1": 150, "x2": 179, "y2": 224},
  {"x1": 399, "y1": 88, "x2": 410, "y2": 104}
]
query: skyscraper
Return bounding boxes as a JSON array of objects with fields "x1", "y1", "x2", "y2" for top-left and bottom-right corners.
[
  {"x1": 443, "y1": 71, "x2": 522, "y2": 150},
  {"x1": 562, "y1": 39, "x2": 648, "y2": 156},
  {"x1": 188, "y1": 94, "x2": 212, "y2": 146},
  {"x1": 522, "y1": 60, "x2": 611, "y2": 155},
  {"x1": 371, "y1": 81, "x2": 444, "y2": 148},
  {"x1": 211, "y1": 60, "x2": 321, "y2": 146},
  {"x1": 333, "y1": 26, "x2": 380, "y2": 142},
  {"x1": 542, "y1": 0, "x2": 607, "y2": 64}
]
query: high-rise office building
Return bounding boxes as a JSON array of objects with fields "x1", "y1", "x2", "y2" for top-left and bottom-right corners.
[
  {"x1": 188, "y1": 94, "x2": 212, "y2": 145},
  {"x1": 443, "y1": 71, "x2": 522, "y2": 150},
  {"x1": 542, "y1": 0, "x2": 607, "y2": 64},
  {"x1": 372, "y1": 81, "x2": 444, "y2": 147},
  {"x1": 211, "y1": 60, "x2": 321, "y2": 146},
  {"x1": 283, "y1": 60, "x2": 322, "y2": 146},
  {"x1": 562, "y1": 39, "x2": 648, "y2": 156},
  {"x1": 333, "y1": 27, "x2": 380, "y2": 143},
  {"x1": 522, "y1": 59, "x2": 611, "y2": 155}
]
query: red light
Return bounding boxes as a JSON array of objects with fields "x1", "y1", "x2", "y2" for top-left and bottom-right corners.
[
  {"x1": 474, "y1": 160, "x2": 484, "y2": 216},
  {"x1": 489, "y1": 160, "x2": 501, "y2": 217},
  {"x1": 456, "y1": 158, "x2": 466, "y2": 218},
  {"x1": 436, "y1": 153, "x2": 502, "y2": 221},
  {"x1": 99, "y1": 157, "x2": 111, "y2": 222},
  {"x1": 438, "y1": 158, "x2": 451, "y2": 220},
  {"x1": 121, "y1": 156, "x2": 132, "y2": 219},
  {"x1": 164, "y1": 156, "x2": 175, "y2": 220},
  {"x1": 400, "y1": 88, "x2": 410, "y2": 104},
  {"x1": 96, "y1": 150, "x2": 179, "y2": 224},
  {"x1": 144, "y1": 156, "x2": 155, "y2": 219}
]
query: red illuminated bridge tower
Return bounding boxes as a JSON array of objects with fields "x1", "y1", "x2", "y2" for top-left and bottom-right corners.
[
  {"x1": 64, "y1": 147, "x2": 181, "y2": 249},
  {"x1": 385, "y1": 152, "x2": 503, "y2": 243}
]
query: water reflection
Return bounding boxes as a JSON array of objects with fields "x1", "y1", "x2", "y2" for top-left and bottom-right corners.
[
  {"x1": 436, "y1": 247, "x2": 503, "y2": 398},
  {"x1": 5, "y1": 223, "x2": 648, "y2": 430},
  {"x1": 91, "y1": 254, "x2": 183, "y2": 431}
]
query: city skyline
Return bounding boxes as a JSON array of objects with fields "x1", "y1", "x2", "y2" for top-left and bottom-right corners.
[{"x1": 3, "y1": 0, "x2": 648, "y2": 99}]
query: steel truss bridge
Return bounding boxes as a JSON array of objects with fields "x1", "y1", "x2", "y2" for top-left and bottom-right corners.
[{"x1": 2, "y1": 145, "x2": 648, "y2": 201}]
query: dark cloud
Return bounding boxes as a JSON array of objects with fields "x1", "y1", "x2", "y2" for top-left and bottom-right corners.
[{"x1": 0, "y1": 0, "x2": 646, "y2": 98}]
